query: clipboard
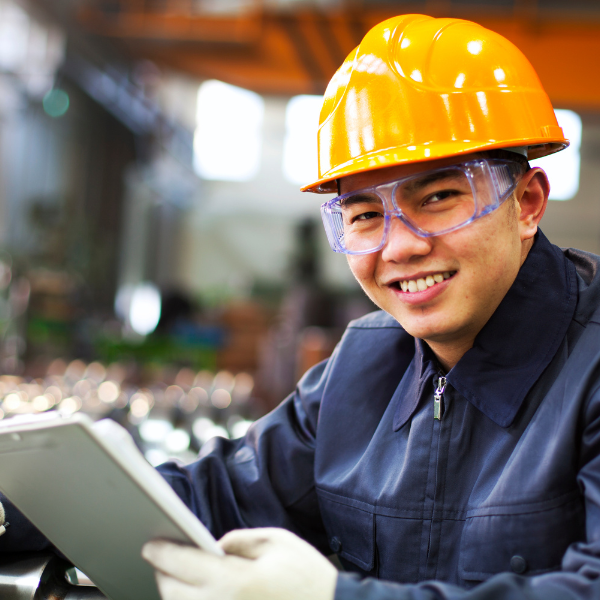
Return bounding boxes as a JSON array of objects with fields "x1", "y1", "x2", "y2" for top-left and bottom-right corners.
[{"x1": 0, "y1": 412, "x2": 222, "y2": 600}]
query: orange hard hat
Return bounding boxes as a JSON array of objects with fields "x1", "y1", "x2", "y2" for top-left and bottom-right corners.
[{"x1": 302, "y1": 14, "x2": 568, "y2": 194}]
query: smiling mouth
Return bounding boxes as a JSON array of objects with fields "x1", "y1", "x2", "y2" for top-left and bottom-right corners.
[{"x1": 390, "y1": 271, "x2": 456, "y2": 293}]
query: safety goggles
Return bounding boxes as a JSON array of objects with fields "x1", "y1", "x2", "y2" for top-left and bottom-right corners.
[{"x1": 320, "y1": 159, "x2": 525, "y2": 255}]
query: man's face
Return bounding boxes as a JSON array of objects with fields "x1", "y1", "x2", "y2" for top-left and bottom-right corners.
[{"x1": 341, "y1": 155, "x2": 526, "y2": 349}]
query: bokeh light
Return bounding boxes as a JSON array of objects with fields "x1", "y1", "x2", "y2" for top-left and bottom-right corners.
[
  {"x1": 98, "y1": 381, "x2": 120, "y2": 404},
  {"x1": 211, "y1": 388, "x2": 231, "y2": 409},
  {"x1": 42, "y1": 88, "x2": 70, "y2": 118},
  {"x1": 59, "y1": 396, "x2": 82, "y2": 416}
]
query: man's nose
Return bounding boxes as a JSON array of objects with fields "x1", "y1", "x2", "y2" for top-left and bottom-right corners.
[{"x1": 380, "y1": 215, "x2": 433, "y2": 262}]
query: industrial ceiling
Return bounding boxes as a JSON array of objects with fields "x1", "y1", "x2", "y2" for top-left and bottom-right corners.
[{"x1": 32, "y1": 0, "x2": 600, "y2": 109}]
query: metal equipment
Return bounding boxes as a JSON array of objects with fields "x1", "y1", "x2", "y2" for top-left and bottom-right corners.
[{"x1": 0, "y1": 553, "x2": 107, "y2": 600}]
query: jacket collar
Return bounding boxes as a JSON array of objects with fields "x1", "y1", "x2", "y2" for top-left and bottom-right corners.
[
  {"x1": 448, "y1": 230, "x2": 577, "y2": 427},
  {"x1": 393, "y1": 230, "x2": 577, "y2": 430},
  {"x1": 392, "y1": 342, "x2": 437, "y2": 431}
]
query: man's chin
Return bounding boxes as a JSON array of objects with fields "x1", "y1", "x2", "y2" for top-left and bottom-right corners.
[{"x1": 393, "y1": 315, "x2": 463, "y2": 344}]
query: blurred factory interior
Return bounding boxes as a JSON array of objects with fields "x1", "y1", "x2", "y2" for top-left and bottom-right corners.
[{"x1": 0, "y1": 0, "x2": 599, "y2": 463}]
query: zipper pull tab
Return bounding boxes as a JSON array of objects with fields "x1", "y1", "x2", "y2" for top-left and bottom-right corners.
[{"x1": 434, "y1": 376, "x2": 447, "y2": 421}]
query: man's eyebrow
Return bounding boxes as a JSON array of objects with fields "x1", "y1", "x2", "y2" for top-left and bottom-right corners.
[
  {"x1": 339, "y1": 193, "x2": 381, "y2": 206},
  {"x1": 403, "y1": 170, "x2": 462, "y2": 194}
]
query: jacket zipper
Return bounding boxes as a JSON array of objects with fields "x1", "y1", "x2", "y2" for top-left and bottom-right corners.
[
  {"x1": 433, "y1": 376, "x2": 447, "y2": 420},
  {"x1": 425, "y1": 375, "x2": 448, "y2": 568}
]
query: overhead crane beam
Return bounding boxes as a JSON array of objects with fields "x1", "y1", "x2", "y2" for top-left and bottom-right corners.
[{"x1": 75, "y1": 1, "x2": 600, "y2": 109}]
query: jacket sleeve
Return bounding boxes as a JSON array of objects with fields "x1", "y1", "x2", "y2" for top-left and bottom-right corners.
[
  {"x1": 335, "y1": 379, "x2": 600, "y2": 600},
  {"x1": 0, "y1": 358, "x2": 331, "y2": 555},
  {"x1": 0, "y1": 494, "x2": 53, "y2": 553},
  {"x1": 335, "y1": 571, "x2": 600, "y2": 600},
  {"x1": 158, "y1": 357, "x2": 330, "y2": 550}
]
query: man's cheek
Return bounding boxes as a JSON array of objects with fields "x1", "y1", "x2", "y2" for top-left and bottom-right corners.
[{"x1": 347, "y1": 255, "x2": 375, "y2": 286}]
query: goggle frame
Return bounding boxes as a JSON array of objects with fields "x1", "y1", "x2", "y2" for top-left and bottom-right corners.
[{"x1": 320, "y1": 159, "x2": 525, "y2": 255}]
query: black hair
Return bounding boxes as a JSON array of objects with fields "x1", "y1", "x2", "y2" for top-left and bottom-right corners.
[
  {"x1": 334, "y1": 148, "x2": 530, "y2": 195},
  {"x1": 480, "y1": 149, "x2": 531, "y2": 173}
]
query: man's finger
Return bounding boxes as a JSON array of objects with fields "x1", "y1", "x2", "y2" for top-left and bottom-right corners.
[
  {"x1": 143, "y1": 541, "x2": 226, "y2": 584},
  {"x1": 219, "y1": 527, "x2": 291, "y2": 559},
  {"x1": 155, "y1": 572, "x2": 208, "y2": 600}
]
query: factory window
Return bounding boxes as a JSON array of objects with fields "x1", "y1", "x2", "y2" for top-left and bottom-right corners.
[
  {"x1": 115, "y1": 282, "x2": 162, "y2": 337},
  {"x1": 0, "y1": 0, "x2": 65, "y2": 96},
  {"x1": 283, "y1": 95, "x2": 323, "y2": 185},
  {"x1": 531, "y1": 109, "x2": 582, "y2": 201},
  {"x1": 193, "y1": 80, "x2": 264, "y2": 181},
  {"x1": 0, "y1": 1, "x2": 29, "y2": 72}
]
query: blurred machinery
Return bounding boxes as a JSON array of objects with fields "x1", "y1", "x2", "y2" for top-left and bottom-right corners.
[
  {"x1": 0, "y1": 357, "x2": 259, "y2": 465},
  {"x1": 0, "y1": 553, "x2": 106, "y2": 599}
]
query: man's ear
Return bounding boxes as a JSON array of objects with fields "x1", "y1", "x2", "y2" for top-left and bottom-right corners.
[{"x1": 515, "y1": 167, "x2": 549, "y2": 242}]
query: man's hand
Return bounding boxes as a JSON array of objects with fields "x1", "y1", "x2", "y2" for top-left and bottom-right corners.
[
  {"x1": 0, "y1": 499, "x2": 6, "y2": 536},
  {"x1": 142, "y1": 527, "x2": 338, "y2": 600}
]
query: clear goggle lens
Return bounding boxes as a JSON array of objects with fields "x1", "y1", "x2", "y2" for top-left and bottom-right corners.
[{"x1": 321, "y1": 160, "x2": 523, "y2": 255}]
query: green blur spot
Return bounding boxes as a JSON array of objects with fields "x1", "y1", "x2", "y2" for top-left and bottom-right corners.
[{"x1": 43, "y1": 89, "x2": 70, "y2": 118}]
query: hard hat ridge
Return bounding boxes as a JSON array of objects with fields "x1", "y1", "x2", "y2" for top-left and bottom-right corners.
[{"x1": 303, "y1": 14, "x2": 568, "y2": 193}]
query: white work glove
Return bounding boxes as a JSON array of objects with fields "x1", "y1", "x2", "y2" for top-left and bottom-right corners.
[
  {"x1": 0, "y1": 499, "x2": 6, "y2": 537},
  {"x1": 142, "y1": 527, "x2": 338, "y2": 600}
]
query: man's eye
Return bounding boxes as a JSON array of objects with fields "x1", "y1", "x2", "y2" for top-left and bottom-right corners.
[
  {"x1": 354, "y1": 211, "x2": 382, "y2": 221},
  {"x1": 341, "y1": 200, "x2": 384, "y2": 224},
  {"x1": 424, "y1": 190, "x2": 455, "y2": 204}
]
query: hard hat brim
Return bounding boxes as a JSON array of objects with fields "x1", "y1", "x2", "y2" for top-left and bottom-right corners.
[{"x1": 301, "y1": 139, "x2": 568, "y2": 194}]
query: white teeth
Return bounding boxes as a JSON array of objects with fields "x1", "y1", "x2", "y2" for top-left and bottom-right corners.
[{"x1": 399, "y1": 272, "x2": 454, "y2": 293}]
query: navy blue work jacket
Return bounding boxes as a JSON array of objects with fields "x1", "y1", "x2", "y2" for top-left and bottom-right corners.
[
  {"x1": 156, "y1": 231, "x2": 600, "y2": 599},
  {"x1": 3, "y1": 230, "x2": 600, "y2": 600}
]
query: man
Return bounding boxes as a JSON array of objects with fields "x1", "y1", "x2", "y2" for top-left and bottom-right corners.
[
  {"x1": 140, "y1": 14, "x2": 600, "y2": 599},
  {"x1": 4, "y1": 13, "x2": 600, "y2": 600}
]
